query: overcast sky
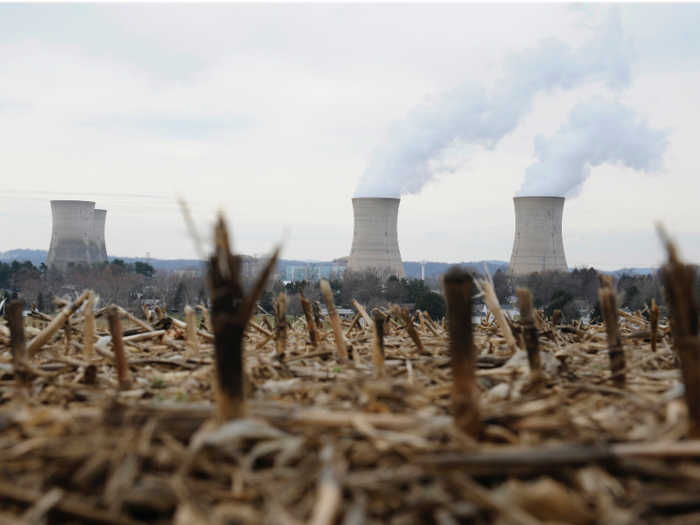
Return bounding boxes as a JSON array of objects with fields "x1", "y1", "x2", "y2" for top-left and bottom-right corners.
[{"x1": 1, "y1": 3, "x2": 699, "y2": 270}]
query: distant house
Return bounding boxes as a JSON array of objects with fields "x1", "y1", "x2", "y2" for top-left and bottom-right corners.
[
  {"x1": 56, "y1": 284, "x2": 81, "y2": 303},
  {"x1": 580, "y1": 308, "x2": 592, "y2": 325},
  {"x1": 578, "y1": 303, "x2": 633, "y2": 323},
  {"x1": 498, "y1": 304, "x2": 520, "y2": 320},
  {"x1": 320, "y1": 307, "x2": 355, "y2": 320},
  {"x1": 472, "y1": 310, "x2": 488, "y2": 325},
  {"x1": 130, "y1": 292, "x2": 164, "y2": 312},
  {"x1": 0, "y1": 298, "x2": 32, "y2": 317},
  {"x1": 475, "y1": 304, "x2": 520, "y2": 322}
]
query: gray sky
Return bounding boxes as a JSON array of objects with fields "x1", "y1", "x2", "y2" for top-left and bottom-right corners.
[{"x1": 1, "y1": 3, "x2": 699, "y2": 270}]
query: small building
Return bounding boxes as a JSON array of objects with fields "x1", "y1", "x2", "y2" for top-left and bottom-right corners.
[
  {"x1": 130, "y1": 293, "x2": 163, "y2": 312},
  {"x1": 319, "y1": 307, "x2": 355, "y2": 320},
  {"x1": 579, "y1": 308, "x2": 592, "y2": 325},
  {"x1": 472, "y1": 310, "x2": 488, "y2": 325},
  {"x1": 498, "y1": 304, "x2": 520, "y2": 320},
  {"x1": 475, "y1": 304, "x2": 520, "y2": 323},
  {"x1": 333, "y1": 256, "x2": 349, "y2": 268},
  {"x1": 285, "y1": 265, "x2": 344, "y2": 282}
]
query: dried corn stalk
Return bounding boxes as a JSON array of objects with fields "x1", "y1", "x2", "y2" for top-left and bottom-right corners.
[{"x1": 474, "y1": 269, "x2": 517, "y2": 353}]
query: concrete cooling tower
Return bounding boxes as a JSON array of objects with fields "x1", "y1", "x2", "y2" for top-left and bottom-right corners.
[
  {"x1": 92, "y1": 209, "x2": 108, "y2": 262},
  {"x1": 347, "y1": 198, "x2": 406, "y2": 278},
  {"x1": 508, "y1": 196, "x2": 568, "y2": 274},
  {"x1": 46, "y1": 200, "x2": 109, "y2": 267}
]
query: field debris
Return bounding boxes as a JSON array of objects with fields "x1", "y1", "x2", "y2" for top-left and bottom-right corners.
[{"x1": 1, "y1": 221, "x2": 700, "y2": 524}]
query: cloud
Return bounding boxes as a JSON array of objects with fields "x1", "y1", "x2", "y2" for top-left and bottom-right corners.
[
  {"x1": 353, "y1": 9, "x2": 632, "y2": 199},
  {"x1": 77, "y1": 113, "x2": 254, "y2": 139},
  {"x1": 516, "y1": 95, "x2": 669, "y2": 197}
]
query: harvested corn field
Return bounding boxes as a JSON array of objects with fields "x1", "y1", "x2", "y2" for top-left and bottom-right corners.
[{"x1": 1, "y1": 219, "x2": 700, "y2": 525}]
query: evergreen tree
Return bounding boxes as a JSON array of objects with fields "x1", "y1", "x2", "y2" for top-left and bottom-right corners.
[
  {"x1": 259, "y1": 290, "x2": 274, "y2": 313},
  {"x1": 622, "y1": 285, "x2": 641, "y2": 311},
  {"x1": 415, "y1": 291, "x2": 446, "y2": 320},
  {"x1": 545, "y1": 289, "x2": 576, "y2": 320},
  {"x1": 134, "y1": 261, "x2": 156, "y2": 278},
  {"x1": 406, "y1": 279, "x2": 431, "y2": 302},
  {"x1": 173, "y1": 282, "x2": 187, "y2": 310}
]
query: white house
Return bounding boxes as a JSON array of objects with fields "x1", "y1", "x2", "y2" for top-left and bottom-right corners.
[
  {"x1": 319, "y1": 307, "x2": 356, "y2": 320},
  {"x1": 472, "y1": 310, "x2": 488, "y2": 325},
  {"x1": 474, "y1": 304, "x2": 520, "y2": 322}
]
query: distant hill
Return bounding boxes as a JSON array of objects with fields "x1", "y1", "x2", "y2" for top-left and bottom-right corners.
[
  {"x1": 0, "y1": 250, "x2": 340, "y2": 273},
  {"x1": 0, "y1": 249, "x2": 656, "y2": 277},
  {"x1": 0, "y1": 249, "x2": 48, "y2": 267},
  {"x1": 602, "y1": 267, "x2": 657, "y2": 276},
  {"x1": 403, "y1": 260, "x2": 509, "y2": 279},
  {"x1": 0, "y1": 249, "x2": 208, "y2": 270},
  {"x1": 274, "y1": 259, "x2": 510, "y2": 278},
  {"x1": 111, "y1": 256, "x2": 206, "y2": 271}
]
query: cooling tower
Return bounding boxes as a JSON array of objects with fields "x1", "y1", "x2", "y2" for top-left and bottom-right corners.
[
  {"x1": 347, "y1": 198, "x2": 405, "y2": 278},
  {"x1": 508, "y1": 197, "x2": 568, "y2": 274},
  {"x1": 92, "y1": 209, "x2": 108, "y2": 262},
  {"x1": 46, "y1": 200, "x2": 98, "y2": 267}
]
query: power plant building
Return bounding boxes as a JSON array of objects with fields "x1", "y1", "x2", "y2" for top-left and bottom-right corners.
[
  {"x1": 508, "y1": 196, "x2": 568, "y2": 274},
  {"x1": 285, "y1": 265, "x2": 345, "y2": 282},
  {"x1": 347, "y1": 197, "x2": 406, "y2": 278},
  {"x1": 46, "y1": 200, "x2": 109, "y2": 267}
]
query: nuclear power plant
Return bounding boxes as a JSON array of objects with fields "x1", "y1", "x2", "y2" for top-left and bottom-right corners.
[
  {"x1": 46, "y1": 200, "x2": 109, "y2": 267},
  {"x1": 508, "y1": 196, "x2": 568, "y2": 274},
  {"x1": 347, "y1": 197, "x2": 405, "y2": 278}
]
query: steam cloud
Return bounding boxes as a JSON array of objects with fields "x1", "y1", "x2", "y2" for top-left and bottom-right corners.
[
  {"x1": 354, "y1": 11, "x2": 633, "y2": 199},
  {"x1": 516, "y1": 96, "x2": 668, "y2": 197}
]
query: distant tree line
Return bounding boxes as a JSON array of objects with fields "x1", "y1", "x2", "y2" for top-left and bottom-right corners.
[
  {"x1": 6, "y1": 255, "x2": 700, "y2": 326},
  {"x1": 497, "y1": 267, "x2": 670, "y2": 323},
  {"x1": 1, "y1": 258, "x2": 208, "y2": 316},
  {"x1": 258, "y1": 267, "x2": 448, "y2": 321},
  {"x1": 0, "y1": 260, "x2": 42, "y2": 291}
]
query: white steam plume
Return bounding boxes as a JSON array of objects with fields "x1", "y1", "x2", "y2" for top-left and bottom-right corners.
[
  {"x1": 354, "y1": 11, "x2": 632, "y2": 199},
  {"x1": 516, "y1": 96, "x2": 668, "y2": 197}
]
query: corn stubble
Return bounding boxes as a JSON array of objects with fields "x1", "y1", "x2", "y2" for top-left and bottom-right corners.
[{"x1": 0, "y1": 217, "x2": 699, "y2": 524}]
